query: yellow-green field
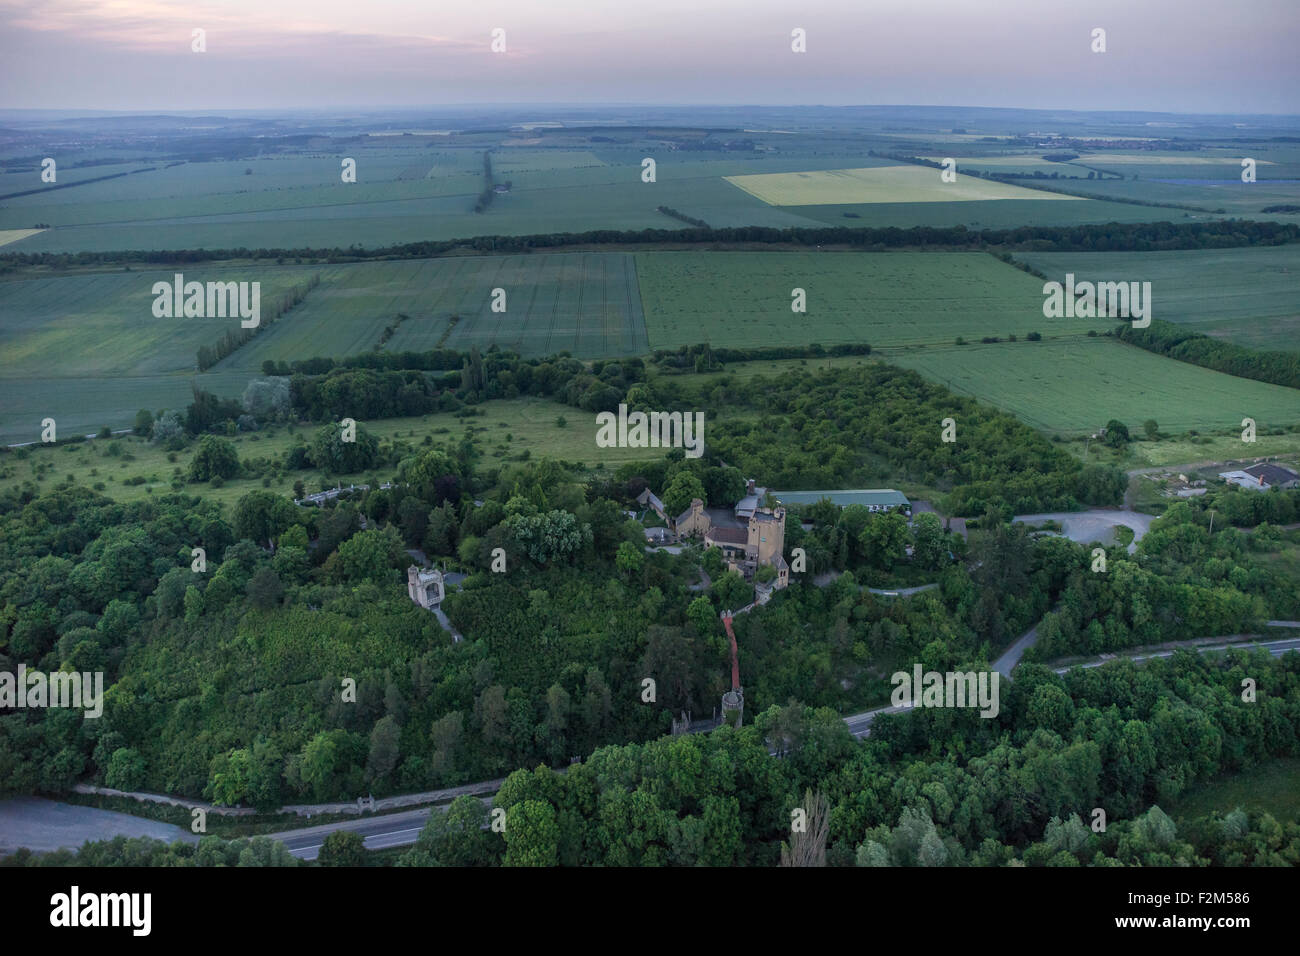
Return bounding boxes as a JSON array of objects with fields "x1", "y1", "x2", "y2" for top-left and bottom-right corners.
[
  {"x1": 0, "y1": 229, "x2": 44, "y2": 248},
  {"x1": 723, "y1": 165, "x2": 1087, "y2": 206}
]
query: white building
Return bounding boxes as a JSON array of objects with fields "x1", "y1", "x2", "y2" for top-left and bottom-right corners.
[{"x1": 1218, "y1": 463, "x2": 1300, "y2": 492}]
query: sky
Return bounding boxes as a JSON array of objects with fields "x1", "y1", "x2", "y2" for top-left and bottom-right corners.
[{"x1": 1, "y1": 0, "x2": 1297, "y2": 114}]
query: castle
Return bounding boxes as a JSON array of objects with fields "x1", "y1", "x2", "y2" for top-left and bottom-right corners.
[
  {"x1": 640, "y1": 479, "x2": 789, "y2": 598},
  {"x1": 406, "y1": 566, "x2": 446, "y2": 609}
]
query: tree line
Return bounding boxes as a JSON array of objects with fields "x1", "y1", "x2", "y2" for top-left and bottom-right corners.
[
  {"x1": 196, "y1": 273, "x2": 320, "y2": 371},
  {"x1": 1117, "y1": 318, "x2": 1300, "y2": 391},
  {"x1": 4, "y1": 219, "x2": 1296, "y2": 273}
]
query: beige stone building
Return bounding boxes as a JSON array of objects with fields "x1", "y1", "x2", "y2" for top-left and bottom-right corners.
[{"x1": 661, "y1": 480, "x2": 789, "y2": 593}]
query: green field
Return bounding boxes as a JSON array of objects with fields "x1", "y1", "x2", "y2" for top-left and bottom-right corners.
[
  {"x1": 12, "y1": 138, "x2": 1282, "y2": 255},
  {"x1": 636, "y1": 250, "x2": 1054, "y2": 350},
  {"x1": 217, "y1": 253, "x2": 649, "y2": 370},
  {"x1": 0, "y1": 252, "x2": 650, "y2": 443},
  {"x1": 784, "y1": 197, "x2": 1182, "y2": 229},
  {"x1": 992, "y1": 145, "x2": 1300, "y2": 220},
  {"x1": 6, "y1": 245, "x2": 1296, "y2": 445},
  {"x1": 0, "y1": 371, "x2": 251, "y2": 447},
  {"x1": 0, "y1": 248, "x2": 1065, "y2": 444},
  {"x1": 0, "y1": 265, "x2": 319, "y2": 376},
  {"x1": 0, "y1": 148, "x2": 845, "y2": 254},
  {"x1": 887, "y1": 338, "x2": 1300, "y2": 434},
  {"x1": 0, "y1": 264, "x2": 320, "y2": 444},
  {"x1": 1014, "y1": 246, "x2": 1300, "y2": 349}
]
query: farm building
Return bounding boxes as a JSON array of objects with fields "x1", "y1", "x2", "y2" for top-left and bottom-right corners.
[
  {"x1": 772, "y1": 489, "x2": 911, "y2": 514},
  {"x1": 1218, "y1": 463, "x2": 1300, "y2": 492},
  {"x1": 636, "y1": 488, "x2": 668, "y2": 522}
]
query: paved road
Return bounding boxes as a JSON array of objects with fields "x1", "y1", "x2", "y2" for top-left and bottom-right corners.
[
  {"x1": 1052, "y1": 636, "x2": 1300, "y2": 673},
  {"x1": 811, "y1": 571, "x2": 939, "y2": 597},
  {"x1": 266, "y1": 808, "x2": 431, "y2": 860},
  {"x1": 265, "y1": 797, "x2": 496, "y2": 860},
  {"x1": 867, "y1": 583, "x2": 939, "y2": 597},
  {"x1": 843, "y1": 702, "x2": 917, "y2": 738},
  {"x1": 688, "y1": 570, "x2": 711, "y2": 592},
  {"x1": 992, "y1": 620, "x2": 1042, "y2": 679},
  {"x1": 432, "y1": 607, "x2": 463, "y2": 643},
  {"x1": 6, "y1": 428, "x2": 132, "y2": 449}
]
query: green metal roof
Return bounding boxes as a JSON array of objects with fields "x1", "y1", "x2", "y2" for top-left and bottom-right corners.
[{"x1": 772, "y1": 489, "x2": 910, "y2": 508}]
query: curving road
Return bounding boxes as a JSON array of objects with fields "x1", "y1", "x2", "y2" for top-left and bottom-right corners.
[
  {"x1": 993, "y1": 619, "x2": 1043, "y2": 679},
  {"x1": 264, "y1": 632, "x2": 1300, "y2": 857}
]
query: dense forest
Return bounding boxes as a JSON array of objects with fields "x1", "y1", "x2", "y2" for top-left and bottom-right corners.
[
  {"x1": 9, "y1": 650, "x2": 1300, "y2": 867},
  {"x1": 1, "y1": 422, "x2": 1293, "y2": 814},
  {"x1": 3, "y1": 338, "x2": 1297, "y2": 867}
]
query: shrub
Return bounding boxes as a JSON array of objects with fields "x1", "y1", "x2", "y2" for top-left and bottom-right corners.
[{"x1": 189, "y1": 435, "x2": 241, "y2": 482}]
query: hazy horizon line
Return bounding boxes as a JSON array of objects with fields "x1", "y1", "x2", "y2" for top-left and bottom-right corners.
[{"x1": 3, "y1": 103, "x2": 1299, "y2": 121}]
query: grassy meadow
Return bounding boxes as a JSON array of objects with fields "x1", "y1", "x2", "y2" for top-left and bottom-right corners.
[{"x1": 0, "y1": 396, "x2": 657, "y2": 512}]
